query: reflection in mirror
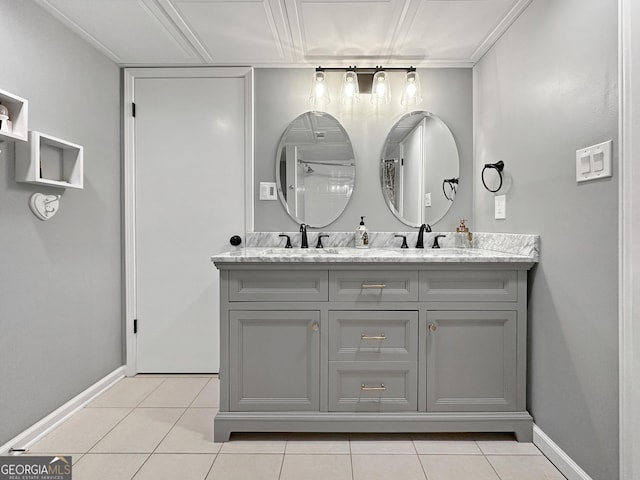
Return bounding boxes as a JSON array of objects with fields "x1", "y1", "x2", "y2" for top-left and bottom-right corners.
[
  {"x1": 380, "y1": 111, "x2": 460, "y2": 227},
  {"x1": 276, "y1": 112, "x2": 355, "y2": 228}
]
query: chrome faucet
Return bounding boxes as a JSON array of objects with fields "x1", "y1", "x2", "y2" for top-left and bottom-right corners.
[
  {"x1": 300, "y1": 223, "x2": 309, "y2": 248},
  {"x1": 415, "y1": 223, "x2": 432, "y2": 248}
]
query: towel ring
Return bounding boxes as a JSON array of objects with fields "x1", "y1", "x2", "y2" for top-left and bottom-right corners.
[{"x1": 481, "y1": 161, "x2": 504, "y2": 193}]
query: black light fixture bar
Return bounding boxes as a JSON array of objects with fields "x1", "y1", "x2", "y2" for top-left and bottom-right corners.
[{"x1": 316, "y1": 65, "x2": 416, "y2": 73}]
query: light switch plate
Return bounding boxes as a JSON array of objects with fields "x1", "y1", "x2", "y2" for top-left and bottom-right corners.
[
  {"x1": 495, "y1": 194, "x2": 506, "y2": 220},
  {"x1": 576, "y1": 140, "x2": 612, "y2": 183},
  {"x1": 259, "y1": 182, "x2": 277, "y2": 200},
  {"x1": 424, "y1": 192, "x2": 431, "y2": 207}
]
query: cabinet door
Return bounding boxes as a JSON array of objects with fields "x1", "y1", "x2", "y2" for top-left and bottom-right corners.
[
  {"x1": 426, "y1": 311, "x2": 517, "y2": 412},
  {"x1": 229, "y1": 311, "x2": 320, "y2": 411}
]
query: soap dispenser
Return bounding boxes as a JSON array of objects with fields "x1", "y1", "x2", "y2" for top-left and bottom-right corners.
[
  {"x1": 455, "y1": 219, "x2": 473, "y2": 248},
  {"x1": 355, "y1": 216, "x2": 369, "y2": 249}
]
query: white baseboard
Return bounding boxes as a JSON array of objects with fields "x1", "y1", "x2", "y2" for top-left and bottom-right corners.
[
  {"x1": 533, "y1": 424, "x2": 593, "y2": 480},
  {"x1": 0, "y1": 366, "x2": 126, "y2": 455}
]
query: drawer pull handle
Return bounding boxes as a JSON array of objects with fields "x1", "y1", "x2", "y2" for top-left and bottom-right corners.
[
  {"x1": 361, "y1": 283, "x2": 387, "y2": 289},
  {"x1": 311, "y1": 322, "x2": 319, "y2": 332},
  {"x1": 428, "y1": 323, "x2": 438, "y2": 332},
  {"x1": 361, "y1": 334, "x2": 386, "y2": 341},
  {"x1": 361, "y1": 383, "x2": 386, "y2": 391}
]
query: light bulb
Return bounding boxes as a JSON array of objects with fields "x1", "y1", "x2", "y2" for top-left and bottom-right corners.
[
  {"x1": 344, "y1": 78, "x2": 355, "y2": 97},
  {"x1": 371, "y1": 71, "x2": 390, "y2": 104},
  {"x1": 341, "y1": 70, "x2": 360, "y2": 104},
  {"x1": 401, "y1": 70, "x2": 422, "y2": 106},
  {"x1": 310, "y1": 70, "x2": 331, "y2": 106}
]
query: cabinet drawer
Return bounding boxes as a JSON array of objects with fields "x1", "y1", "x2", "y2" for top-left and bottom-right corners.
[
  {"x1": 329, "y1": 270, "x2": 418, "y2": 302},
  {"x1": 329, "y1": 362, "x2": 417, "y2": 411},
  {"x1": 419, "y1": 270, "x2": 517, "y2": 302},
  {"x1": 229, "y1": 270, "x2": 328, "y2": 302},
  {"x1": 329, "y1": 311, "x2": 418, "y2": 361}
]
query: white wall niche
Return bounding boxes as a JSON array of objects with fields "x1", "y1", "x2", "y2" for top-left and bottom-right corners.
[
  {"x1": 16, "y1": 131, "x2": 83, "y2": 189},
  {"x1": 0, "y1": 88, "x2": 28, "y2": 142}
]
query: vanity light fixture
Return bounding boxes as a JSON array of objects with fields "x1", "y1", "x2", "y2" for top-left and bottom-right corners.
[
  {"x1": 340, "y1": 68, "x2": 360, "y2": 105},
  {"x1": 370, "y1": 68, "x2": 391, "y2": 105},
  {"x1": 310, "y1": 69, "x2": 331, "y2": 107},
  {"x1": 309, "y1": 66, "x2": 422, "y2": 107},
  {"x1": 401, "y1": 68, "x2": 422, "y2": 106}
]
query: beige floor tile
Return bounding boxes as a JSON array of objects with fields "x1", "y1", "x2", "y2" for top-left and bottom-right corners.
[
  {"x1": 29, "y1": 408, "x2": 132, "y2": 453},
  {"x1": 412, "y1": 433, "x2": 482, "y2": 455},
  {"x1": 133, "y1": 453, "x2": 216, "y2": 480},
  {"x1": 350, "y1": 433, "x2": 416, "y2": 454},
  {"x1": 73, "y1": 453, "x2": 149, "y2": 480},
  {"x1": 190, "y1": 378, "x2": 219, "y2": 408},
  {"x1": 487, "y1": 455, "x2": 566, "y2": 480},
  {"x1": 352, "y1": 454, "x2": 427, "y2": 480},
  {"x1": 280, "y1": 454, "x2": 352, "y2": 480},
  {"x1": 420, "y1": 454, "x2": 501, "y2": 480},
  {"x1": 156, "y1": 408, "x2": 221, "y2": 454},
  {"x1": 285, "y1": 433, "x2": 350, "y2": 454},
  {"x1": 22, "y1": 453, "x2": 84, "y2": 465},
  {"x1": 88, "y1": 378, "x2": 165, "y2": 408},
  {"x1": 219, "y1": 433, "x2": 287, "y2": 454},
  {"x1": 91, "y1": 408, "x2": 184, "y2": 453},
  {"x1": 138, "y1": 378, "x2": 209, "y2": 407},
  {"x1": 206, "y1": 453, "x2": 283, "y2": 480},
  {"x1": 476, "y1": 438, "x2": 541, "y2": 455}
]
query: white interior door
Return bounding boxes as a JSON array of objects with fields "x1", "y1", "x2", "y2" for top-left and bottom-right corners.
[{"x1": 133, "y1": 74, "x2": 246, "y2": 373}]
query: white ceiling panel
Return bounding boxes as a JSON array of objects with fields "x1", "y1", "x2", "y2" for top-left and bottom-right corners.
[
  {"x1": 32, "y1": 0, "x2": 533, "y2": 66},
  {"x1": 397, "y1": 0, "x2": 518, "y2": 61},
  {"x1": 35, "y1": 0, "x2": 202, "y2": 64},
  {"x1": 172, "y1": 0, "x2": 290, "y2": 63},
  {"x1": 287, "y1": 0, "x2": 409, "y2": 61}
]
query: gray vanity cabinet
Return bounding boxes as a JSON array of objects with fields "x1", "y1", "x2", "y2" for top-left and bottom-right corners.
[
  {"x1": 426, "y1": 310, "x2": 517, "y2": 412},
  {"x1": 214, "y1": 263, "x2": 533, "y2": 442},
  {"x1": 229, "y1": 310, "x2": 320, "y2": 411}
]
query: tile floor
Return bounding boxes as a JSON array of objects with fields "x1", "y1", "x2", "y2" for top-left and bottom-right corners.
[{"x1": 23, "y1": 375, "x2": 566, "y2": 479}]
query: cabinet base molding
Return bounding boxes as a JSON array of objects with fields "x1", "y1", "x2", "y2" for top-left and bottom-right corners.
[{"x1": 213, "y1": 411, "x2": 533, "y2": 443}]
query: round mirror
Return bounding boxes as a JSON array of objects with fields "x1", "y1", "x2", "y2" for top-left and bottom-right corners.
[
  {"x1": 276, "y1": 112, "x2": 355, "y2": 228},
  {"x1": 380, "y1": 111, "x2": 460, "y2": 227}
]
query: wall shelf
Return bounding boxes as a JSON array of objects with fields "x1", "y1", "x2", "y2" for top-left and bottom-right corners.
[
  {"x1": 0, "y1": 88, "x2": 28, "y2": 142},
  {"x1": 16, "y1": 131, "x2": 83, "y2": 189}
]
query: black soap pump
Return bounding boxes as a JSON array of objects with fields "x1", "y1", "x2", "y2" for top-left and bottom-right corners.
[{"x1": 355, "y1": 216, "x2": 369, "y2": 249}]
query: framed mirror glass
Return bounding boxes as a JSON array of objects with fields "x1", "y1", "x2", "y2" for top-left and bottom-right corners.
[
  {"x1": 380, "y1": 111, "x2": 460, "y2": 227},
  {"x1": 276, "y1": 111, "x2": 355, "y2": 227}
]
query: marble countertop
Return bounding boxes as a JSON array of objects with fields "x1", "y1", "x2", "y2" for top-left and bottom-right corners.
[{"x1": 211, "y1": 246, "x2": 537, "y2": 265}]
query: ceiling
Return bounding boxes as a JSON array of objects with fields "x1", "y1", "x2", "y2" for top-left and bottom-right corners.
[{"x1": 33, "y1": 0, "x2": 532, "y2": 67}]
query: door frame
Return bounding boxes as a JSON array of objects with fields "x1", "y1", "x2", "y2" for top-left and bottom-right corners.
[
  {"x1": 123, "y1": 67, "x2": 254, "y2": 376},
  {"x1": 619, "y1": 0, "x2": 639, "y2": 477}
]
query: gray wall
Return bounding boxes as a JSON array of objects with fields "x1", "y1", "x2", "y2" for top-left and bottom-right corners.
[
  {"x1": 254, "y1": 68, "x2": 472, "y2": 233},
  {"x1": 0, "y1": 1, "x2": 121, "y2": 446},
  {"x1": 473, "y1": 0, "x2": 618, "y2": 478}
]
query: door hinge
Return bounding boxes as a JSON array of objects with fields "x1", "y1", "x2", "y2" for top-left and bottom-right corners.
[
  {"x1": 401, "y1": 157, "x2": 404, "y2": 166},
  {"x1": 132, "y1": 102, "x2": 136, "y2": 118},
  {"x1": 133, "y1": 319, "x2": 138, "y2": 334}
]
